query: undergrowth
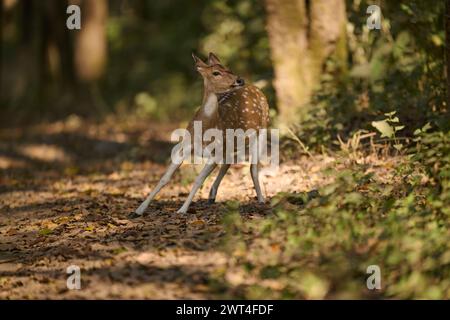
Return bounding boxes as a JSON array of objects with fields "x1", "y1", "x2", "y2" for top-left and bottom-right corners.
[{"x1": 217, "y1": 127, "x2": 449, "y2": 299}]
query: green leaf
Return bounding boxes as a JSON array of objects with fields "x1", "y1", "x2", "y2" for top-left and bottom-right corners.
[
  {"x1": 394, "y1": 144, "x2": 403, "y2": 151},
  {"x1": 344, "y1": 192, "x2": 363, "y2": 204},
  {"x1": 422, "y1": 122, "x2": 432, "y2": 132},
  {"x1": 260, "y1": 265, "x2": 281, "y2": 279},
  {"x1": 395, "y1": 125, "x2": 405, "y2": 131},
  {"x1": 384, "y1": 111, "x2": 397, "y2": 117},
  {"x1": 39, "y1": 228, "x2": 53, "y2": 236},
  {"x1": 372, "y1": 120, "x2": 394, "y2": 138},
  {"x1": 389, "y1": 117, "x2": 400, "y2": 123}
]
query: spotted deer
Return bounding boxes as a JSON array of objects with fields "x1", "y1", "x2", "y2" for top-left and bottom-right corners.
[{"x1": 134, "y1": 52, "x2": 269, "y2": 216}]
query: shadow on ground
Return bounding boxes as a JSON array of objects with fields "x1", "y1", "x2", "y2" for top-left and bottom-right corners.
[{"x1": 0, "y1": 119, "x2": 276, "y2": 298}]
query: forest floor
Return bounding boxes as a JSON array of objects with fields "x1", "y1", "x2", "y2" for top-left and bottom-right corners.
[{"x1": 0, "y1": 116, "x2": 399, "y2": 299}]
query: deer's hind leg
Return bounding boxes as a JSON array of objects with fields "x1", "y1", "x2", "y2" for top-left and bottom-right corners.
[
  {"x1": 177, "y1": 163, "x2": 217, "y2": 214},
  {"x1": 250, "y1": 141, "x2": 265, "y2": 203},
  {"x1": 250, "y1": 163, "x2": 265, "y2": 203},
  {"x1": 208, "y1": 163, "x2": 231, "y2": 203}
]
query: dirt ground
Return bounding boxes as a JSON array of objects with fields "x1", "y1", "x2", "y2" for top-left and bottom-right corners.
[{"x1": 0, "y1": 116, "x2": 389, "y2": 299}]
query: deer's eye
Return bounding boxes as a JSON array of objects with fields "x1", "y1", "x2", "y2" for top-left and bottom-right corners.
[{"x1": 212, "y1": 71, "x2": 221, "y2": 76}]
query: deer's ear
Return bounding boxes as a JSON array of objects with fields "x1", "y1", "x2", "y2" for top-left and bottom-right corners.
[
  {"x1": 208, "y1": 52, "x2": 221, "y2": 65},
  {"x1": 192, "y1": 53, "x2": 208, "y2": 69}
]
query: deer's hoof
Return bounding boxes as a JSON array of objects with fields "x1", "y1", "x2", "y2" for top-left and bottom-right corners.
[
  {"x1": 128, "y1": 211, "x2": 143, "y2": 219},
  {"x1": 207, "y1": 198, "x2": 216, "y2": 204},
  {"x1": 135, "y1": 205, "x2": 148, "y2": 215},
  {"x1": 177, "y1": 207, "x2": 188, "y2": 214}
]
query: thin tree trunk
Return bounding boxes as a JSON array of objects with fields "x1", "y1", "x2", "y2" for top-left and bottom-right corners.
[
  {"x1": 309, "y1": 0, "x2": 348, "y2": 82},
  {"x1": 0, "y1": 2, "x2": 3, "y2": 98},
  {"x1": 45, "y1": 0, "x2": 75, "y2": 87},
  {"x1": 74, "y1": 0, "x2": 108, "y2": 115},
  {"x1": 20, "y1": 0, "x2": 45, "y2": 111},
  {"x1": 74, "y1": 0, "x2": 108, "y2": 82},
  {"x1": 446, "y1": 0, "x2": 450, "y2": 110},
  {"x1": 265, "y1": 0, "x2": 347, "y2": 126},
  {"x1": 265, "y1": 0, "x2": 309, "y2": 126}
]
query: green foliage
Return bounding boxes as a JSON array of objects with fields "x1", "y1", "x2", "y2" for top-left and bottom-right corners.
[
  {"x1": 293, "y1": 0, "x2": 446, "y2": 151},
  {"x1": 371, "y1": 111, "x2": 405, "y2": 150},
  {"x1": 105, "y1": 0, "x2": 273, "y2": 121},
  {"x1": 218, "y1": 130, "x2": 450, "y2": 299}
]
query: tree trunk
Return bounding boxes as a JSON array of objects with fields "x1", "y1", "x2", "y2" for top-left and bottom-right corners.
[
  {"x1": 446, "y1": 0, "x2": 450, "y2": 111},
  {"x1": 45, "y1": 0, "x2": 75, "y2": 87},
  {"x1": 73, "y1": 0, "x2": 108, "y2": 115},
  {"x1": 20, "y1": 0, "x2": 45, "y2": 109},
  {"x1": 265, "y1": 0, "x2": 347, "y2": 126},
  {"x1": 74, "y1": 0, "x2": 108, "y2": 82},
  {"x1": 0, "y1": 2, "x2": 3, "y2": 98}
]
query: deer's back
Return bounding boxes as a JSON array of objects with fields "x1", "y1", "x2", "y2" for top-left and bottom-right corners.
[{"x1": 218, "y1": 85, "x2": 269, "y2": 131}]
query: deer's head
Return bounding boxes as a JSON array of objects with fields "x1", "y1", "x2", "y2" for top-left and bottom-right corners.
[{"x1": 192, "y1": 52, "x2": 245, "y2": 94}]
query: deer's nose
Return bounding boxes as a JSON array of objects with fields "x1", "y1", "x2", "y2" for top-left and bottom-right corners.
[{"x1": 235, "y1": 78, "x2": 245, "y2": 86}]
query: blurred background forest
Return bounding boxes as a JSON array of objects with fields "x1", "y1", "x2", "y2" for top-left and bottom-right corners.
[
  {"x1": 0, "y1": 0, "x2": 447, "y2": 134},
  {"x1": 1, "y1": 0, "x2": 450, "y2": 300}
]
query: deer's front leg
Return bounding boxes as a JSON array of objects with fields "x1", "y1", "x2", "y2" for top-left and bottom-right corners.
[
  {"x1": 177, "y1": 163, "x2": 217, "y2": 214},
  {"x1": 135, "y1": 143, "x2": 190, "y2": 216}
]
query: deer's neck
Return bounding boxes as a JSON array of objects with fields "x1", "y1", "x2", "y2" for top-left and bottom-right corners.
[{"x1": 201, "y1": 83, "x2": 218, "y2": 118}]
